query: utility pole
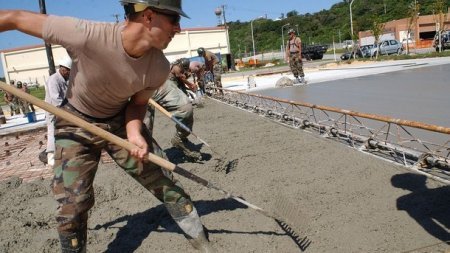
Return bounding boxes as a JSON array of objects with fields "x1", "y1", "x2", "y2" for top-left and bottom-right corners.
[
  {"x1": 39, "y1": 0, "x2": 56, "y2": 75},
  {"x1": 251, "y1": 19, "x2": 256, "y2": 66},
  {"x1": 217, "y1": 5, "x2": 235, "y2": 70},
  {"x1": 112, "y1": 14, "x2": 120, "y2": 24},
  {"x1": 349, "y1": 0, "x2": 356, "y2": 59},
  {"x1": 338, "y1": 29, "x2": 342, "y2": 44}
]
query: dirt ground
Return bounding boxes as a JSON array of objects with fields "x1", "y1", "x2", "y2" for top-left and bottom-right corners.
[{"x1": 0, "y1": 98, "x2": 449, "y2": 253}]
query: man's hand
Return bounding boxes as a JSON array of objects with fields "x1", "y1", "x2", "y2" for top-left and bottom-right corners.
[
  {"x1": 125, "y1": 88, "x2": 154, "y2": 160},
  {"x1": 127, "y1": 131, "x2": 148, "y2": 160}
]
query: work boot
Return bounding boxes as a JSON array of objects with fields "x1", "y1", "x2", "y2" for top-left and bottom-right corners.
[
  {"x1": 171, "y1": 137, "x2": 202, "y2": 161},
  {"x1": 187, "y1": 230, "x2": 216, "y2": 253},
  {"x1": 167, "y1": 199, "x2": 215, "y2": 253},
  {"x1": 58, "y1": 230, "x2": 87, "y2": 253},
  {"x1": 47, "y1": 152, "x2": 55, "y2": 166},
  {"x1": 38, "y1": 149, "x2": 48, "y2": 165},
  {"x1": 300, "y1": 76, "x2": 307, "y2": 84}
]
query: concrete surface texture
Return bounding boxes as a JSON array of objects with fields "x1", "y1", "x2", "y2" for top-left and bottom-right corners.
[
  {"x1": 222, "y1": 56, "x2": 450, "y2": 92},
  {"x1": 0, "y1": 99, "x2": 448, "y2": 253}
]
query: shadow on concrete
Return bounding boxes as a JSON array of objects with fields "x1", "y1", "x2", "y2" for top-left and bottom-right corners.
[
  {"x1": 391, "y1": 173, "x2": 450, "y2": 245},
  {"x1": 94, "y1": 198, "x2": 308, "y2": 252}
]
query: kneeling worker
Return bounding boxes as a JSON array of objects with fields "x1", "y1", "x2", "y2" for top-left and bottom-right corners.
[{"x1": 147, "y1": 57, "x2": 202, "y2": 161}]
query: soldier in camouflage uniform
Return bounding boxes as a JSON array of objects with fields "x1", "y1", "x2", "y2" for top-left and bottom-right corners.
[
  {"x1": 197, "y1": 47, "x2": 223, "y2": 95},
  {"x1": 4, "y1": 80, "x2": 18, "y2": 116},
  {"x1": 285, "y1": 29, "x2": 305, "y2": 83},
  {"x1": 15, "y1": 81, "x2": 30, "y2": 115},
  {"x1": 147, "y1": 58, "x2": 202, "y2": 161},
  {"x1": 0, "y1": 1, "x2": 214, "y2": 253}
]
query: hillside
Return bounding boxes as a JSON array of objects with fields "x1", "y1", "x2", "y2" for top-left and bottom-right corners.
[{"x1": 227, "y1": 0, "x2": 450, "y2": 58}]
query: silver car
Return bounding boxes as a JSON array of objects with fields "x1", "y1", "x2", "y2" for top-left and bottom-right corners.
[{"x1": 370, "y1": 39, "x2": 403, "y2": 57}]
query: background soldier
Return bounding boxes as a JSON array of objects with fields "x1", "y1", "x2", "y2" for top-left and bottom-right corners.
[
  {"x1": 4, "y1": 80, "x2": 17, "y2": 116},
  {"x1": 285, "y1": 29, "x2": 305, "y2": 83},
  {"x1": 15, "y1": 81, "x2": 30, "y2": 116},
  {"x1": 197, "y1": 47, "x2": 223, "y2": 95},
  {"x1": 22, "y1": 82, "x2": 35, "y2": 112},
  {"x1": 147, "y1": 57, "x2": 202, "y2": 161}
]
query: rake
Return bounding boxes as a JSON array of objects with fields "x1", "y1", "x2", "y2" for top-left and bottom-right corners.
[
  {"x1": 148, "y1": 98, "x2": 238, "y2": 173},
  {"x1": 0, "y1": 81, "x2": 306, "y2": 244}
]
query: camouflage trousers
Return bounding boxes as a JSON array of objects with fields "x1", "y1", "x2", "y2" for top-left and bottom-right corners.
[
  {"x1": 7, "y1": 102, "x2": 17, "y2": 116},
  {"x1": 11, "y1": 98, "x2": 21, "y2": 115},
  {"x1": 212, "y1": 64, "x2": 223, "y2": 94},
  {"x1": 289, "y1": 53, "x2": 304, "y2": 78},
  {"x1": 15, "y1": 97, "x2": 30, "y2": 115},
  {"x1": 52, "y1": 103, "x2": 193, "y2": 234},
  {"x1": 149, "y1": 80, "x2": 194, "y2": 140}
]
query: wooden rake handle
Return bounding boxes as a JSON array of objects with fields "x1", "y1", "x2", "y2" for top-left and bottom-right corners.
[
  {"x1": 148, "y1": 98, "x2": 211, "y2": 148},
  {"x1": 148, "y1": 98, "x2": 191, "y2": 133},
  {"x1": 0, "y1": 81, "x2": 209, "y2": 185},
  {"x1": 0, "y1": 81, "x2": 272, "y2": 218}
]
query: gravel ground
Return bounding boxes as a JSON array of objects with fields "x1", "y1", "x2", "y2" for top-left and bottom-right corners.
[{"x1": 0, "y1": 98, "x2": 448, "y2": 253}]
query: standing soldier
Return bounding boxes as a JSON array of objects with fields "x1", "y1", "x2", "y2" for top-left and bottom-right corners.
[
  {"x1": 22, "y1": 82, "x2": 36, "y2": 112},
  {"x1": 4, "y1": 80, "x2": 17, "y2": 116},
  {"x1": 0, "y1": 1, "x2": 214, "y2": 252},
  {"x1": 15, "y1": 81, "x2": 30, "y2": 115},
  {"x1": 197, "y1": 47, "x2": 223, "y2": 95},
  {"x1": 285, "y1": 29, "x2": 306, "y2": 84},
  {"x1": 147, "y1": 57, "x2": 202, "y2": 161}
]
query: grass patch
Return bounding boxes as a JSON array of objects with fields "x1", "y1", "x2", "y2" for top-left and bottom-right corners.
[{"x1": 0, "y1": 86, "x2": 45, "y2": 106}]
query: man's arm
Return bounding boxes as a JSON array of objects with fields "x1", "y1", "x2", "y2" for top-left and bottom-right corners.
[
  {"x1": 285, "y1": 40, "x2": 290, "y2": 61},
  {"x1": 126, "y1": 88, "x2": 155, "y2": 160},
  {"x1": 47, "y1": 78, "x2": 65, "y2": 107},
  {"x1": 296, "y1": 37, "x2": 302, "y2": 56},
  {"x1": 0, "y1": 10, "x2": 47, "y2": 38},
  {"x1": 179, "y1": 73, "x2": 197, "y2": 91}
]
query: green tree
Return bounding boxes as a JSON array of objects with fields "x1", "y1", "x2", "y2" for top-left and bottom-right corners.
[
  {"x1": 406, "y1": 1, "x2": 420, "y2": 54},
  {"x1": 370, "y1": 16, "x2": 386, "y2": 59}
]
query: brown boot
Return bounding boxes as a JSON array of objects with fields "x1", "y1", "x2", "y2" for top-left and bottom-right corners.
[
  {"x1": 187, "y1": 230, "x2": 216, "y2": 253},
  {"x1": 166, "y1": 199, "x2": 215, "y2": 252},
  {"x1": 171, "y1": 137, "x2": 202, "y2": 161}
]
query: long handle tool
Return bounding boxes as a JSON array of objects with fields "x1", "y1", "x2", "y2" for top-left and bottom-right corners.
[
  {"x1": 1, "y1": 81, "x2": 304, "y2": 241},
  {"x1": 149, "y1": 98, "x2": 211, "y2": 148},
  {"x1": 149, "y1": 98, "x2": 239, "y2": 172}
]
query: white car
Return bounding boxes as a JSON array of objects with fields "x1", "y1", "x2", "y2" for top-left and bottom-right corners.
[{"x1": 370, "y1": 39, "x2": 403, "y2": 57}]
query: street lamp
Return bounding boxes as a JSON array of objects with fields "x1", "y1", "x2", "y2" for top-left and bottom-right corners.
[
  {"x1": 281, "y1": 23, "x2": 290, "y2": 54},
  {"x1": 250, "y1": 16, "x2": 264, "y2": 67},
  {"x1": 349, "y1": 0, "x2": 356, "y2": 59},
  {"x1": 251, "y1": 19, "x2": 256, "y2": 66},
  {"x1": 349, "y1": 0, "x2": 355, "y2": 45}
]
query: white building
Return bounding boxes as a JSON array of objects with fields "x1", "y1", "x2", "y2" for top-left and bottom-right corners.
[{"x1": 1, "y1": 26, "x2": 229, "y2": 86}]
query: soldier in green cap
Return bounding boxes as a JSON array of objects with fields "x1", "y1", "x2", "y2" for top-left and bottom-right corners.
[{"x1": 0, "y1": 1, "x2": 214, "y2": 252}]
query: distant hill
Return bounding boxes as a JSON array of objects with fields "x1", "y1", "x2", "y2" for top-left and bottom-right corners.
[{"x1": 227, "y1": 0, "x2": 450, "y2": 58}]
